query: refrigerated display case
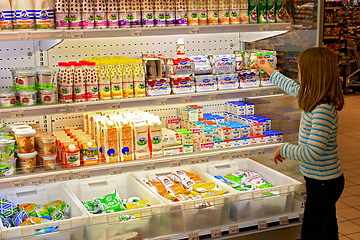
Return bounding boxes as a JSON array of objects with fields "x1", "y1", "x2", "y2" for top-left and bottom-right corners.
[{"x1": 0, "y1": 5, "x2": 317, "y2": 237}]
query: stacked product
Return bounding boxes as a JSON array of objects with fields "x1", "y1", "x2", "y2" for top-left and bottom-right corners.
[
  {"x1": 0, "y1": 198, "x2": 69, "y2": 235},
  {"x1": 141, "y1": 169, "x2": 227, "y2": 203},
  {"x1": 81, "y1": 189, "x2": 150, "y2": 221},
  {"x1": 35, "y1": 130, "x2": 57, "y2": 171},
  {"x1": 209, "y1": 54, "x2": 238, "y2": 90},
  {"x1": 10, "y1": 67, "x2": 57, "y2": 107},
  {"x1": 0, "y1": 125, "x2": 16, "y2": 176}
]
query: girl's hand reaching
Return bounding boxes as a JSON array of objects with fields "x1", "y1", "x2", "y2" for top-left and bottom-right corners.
[
  {"x1": 274, "y1": 144, "x2": 285, "y2": 164},
  {"x1": 257, "y1": 59, "x2": 275, "y2": 76}
]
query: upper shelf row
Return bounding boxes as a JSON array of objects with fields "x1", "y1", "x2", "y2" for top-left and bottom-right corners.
[{"x1": 0, "y1": 23, "x2": 292, "y2": 42}]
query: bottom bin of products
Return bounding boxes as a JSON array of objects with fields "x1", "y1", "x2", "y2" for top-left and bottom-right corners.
[
  {"x1": 62, "y1": 174, "x2": 167, "y2": 240},
  {"x1": 194, "y1": 158, "x2": 302, "y2": 222},
  {"x1": 132, "y1": 165, "x2": 237, "y2": 233},
  {"x1": 0, "y1": 182, "x2": 88, "y2": 240}
]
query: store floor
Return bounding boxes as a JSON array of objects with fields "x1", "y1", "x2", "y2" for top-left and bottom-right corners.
[{"x1": 337, "y1": 94, "x2": 360, "y2": 240}]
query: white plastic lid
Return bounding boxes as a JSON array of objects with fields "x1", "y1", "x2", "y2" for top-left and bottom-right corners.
[
  {"x1": 68, "y1": 144, "x2": 76, "y2": 152},
  {"x1": 0, "y1": 139, "x2": 15, "y2": 146},
  {"x1": 42, "y1": 154, "x2": 56, "y2": 160},
  {"x1": 0, "y1": 158, "x2": 16, "y2": 164},
  {"x1": 12, "y1": 126, "x2": 32, "y2": 132},
  {"x1": 87, "y1": 142, "x2": 93, "y2": 148},
  {"x1": 15, "y1": 129, "x2": 36, "y2": 137},
  {"x1": 10, "y1": 122, "x2": 28, "y2": 128},
  {"x1": 41, "y1": 137, "x2": 55, "y2": 143},
  {"x1": 17, "y1": 151, "x2": 37, "y2": 159}
]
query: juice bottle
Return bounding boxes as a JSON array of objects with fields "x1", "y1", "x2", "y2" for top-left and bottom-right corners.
[
  {"x1": 275, "y1": 0, "x2": 283, "y2": 23},
  {"x1": 258, "y1": 0, "x2": 267, "y2": 23},
  {"x1": 267, "y1": 0, "x2": 275, "y2": 23},
  {"x1": 248, "y1": 0, "x2": 258, "y2": 24}
]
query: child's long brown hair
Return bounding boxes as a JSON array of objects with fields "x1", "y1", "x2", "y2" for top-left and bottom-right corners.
[{"x1": 298, "y1": 47, "x2": 344, "y2": 112}]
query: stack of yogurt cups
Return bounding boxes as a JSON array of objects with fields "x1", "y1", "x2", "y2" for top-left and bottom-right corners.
[
  {"x1": 37, "y1": 67, "x2": 57, "y2": 105},
  {"x1": 12, "y1": 68, "x2": 37, "y2": 107},
  {"x1": 0, "y1": 123, "x2": 16, "y2": 176}
]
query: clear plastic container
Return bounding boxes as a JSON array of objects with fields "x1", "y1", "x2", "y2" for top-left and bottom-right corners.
[{"x1": 17, "y1": 151, "x2": 37, "y2": 174}]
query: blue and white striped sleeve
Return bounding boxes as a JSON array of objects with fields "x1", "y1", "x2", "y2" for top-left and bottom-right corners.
[
  {"x1": 270, "y1": 71, "x2": 300, "y2": 99},
  {"x1": 280, "y1": 106, "x2": 335, "y2": 163}
]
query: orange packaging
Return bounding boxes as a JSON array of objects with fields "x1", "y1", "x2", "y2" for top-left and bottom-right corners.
[
  {"x1": 101, "y1": 121, "x2": 119, "y2": 163},
  {"x1": 208, "y1": 10, "x2": 219, "y2": 25},
  {"x1": 219, "y1": 10, "x2": 230, "y2": 24},
  {"x1": 80, "y1": 141, "x2": 99, "y2": 166},
  {"x1": 63, "y1": 143, "x2": 80, "y2": 168}
]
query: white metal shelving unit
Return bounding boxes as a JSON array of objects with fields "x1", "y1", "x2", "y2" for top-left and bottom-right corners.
[{"x1": 0, "y1": 23, "x2": 305, "y2": 240}]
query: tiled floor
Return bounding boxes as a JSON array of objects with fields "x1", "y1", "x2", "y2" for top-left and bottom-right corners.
[{"x1": 336, "y1": 94, "x2": 360, "y2": 240}]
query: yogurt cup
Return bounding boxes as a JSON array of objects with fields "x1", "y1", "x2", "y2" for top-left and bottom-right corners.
[
  {"x1": 13, "y1": 69, "x2": 36, "y2": 90},
  {"x1": 0, "y1": 139, "x2": 15, "y2": 161},
  {"x1": 41, "y1": 136, "x2": 56, "y2": 156},
  {"x1": 42, "y1": 154, "x2": 56, "y2": 171},
  {"x1": 39, "y1": 89, "x2": 57, "y2": 104},
  {"x1": 37, "y1": 67, "x2": 56, "y2": 88},
  {"x1": 15, "y1": 129, "x2": 36, "y2": 153},
  {"x1": 10, "y1": 122, "x2": 29, "y2": 130},
  {"x1": 0, "y1": 89, "x2": 16, "y2": 108},
  {"x1": 18, "y1": 151, "x2": 37, "y2": 174},
  {"x1": 0, "y1": 159, "x2": 16, "y2": 176},
  {"x1": 16, "y1": 90, "x2": 37, "y2": 106}
]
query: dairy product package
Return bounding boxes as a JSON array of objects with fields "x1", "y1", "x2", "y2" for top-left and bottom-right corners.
[
  {"x1": 171, "y1": 76, "x2": 195, "y2": 94},
  {"x1": 267, "y1": 0, "x2": 275, "y2": 23},
  {"x1": 106, "y1": 0, "x2": 119, "y2": 28},
  {"x1": 239, "y1": 71, "x2": 260, "y2": 88},
  {"x1": 198, "y1": 0, "x2": 207, "y2": 25},
  {"x1": 166, "y1": 57, "x2": 195, "y2": 78},
  {"x1": 195, "y1": 75, "x2": 217, "y2": 92},
  {"x1": 175, "y1": 0, "x2": 187, "y2": 26},
  {"x1": 258, "y1": 0, "x2": 267, "y2": 23},
  {"x1": 239, "y1": 8, "x2": 248, "y2": 24},
  {"x1": 13, "y1": 0, "x2": 36, "y2": 30},
  {"x1": 154, "y1": 0, "x2": 166, "y2": 27},
  {"x1": 210, "y1": 54, "x2": 236, "y2": 74},
  {"x1": 248, "y1": 0, "x2": 258, "y2": 23},
  {"x1": 115, "y1": 120, "x2": 134, "y2": 161},
  {"x1": 146, "y1": 78, "x2": 171, "y2": 96},
  {"x1": 165, "y1": 0, "x2": 175, "y2": 26},
  {"x1": 190, "y1": 55, "x2": 211, "y2": 75},
  {"x1": 94, "y1": 0, "x2": 107, "y2": 28},
  {"x1": 119, "y1": 0, "x2": 130, "y2": 27},
  {"x1": 81, "y1": 0, "x2": 95, "y2": 28},
  {"x1": 35, "y1": 0, "x2": 55, "y2": 30},
  {"x1": 133, "y1": 120, "x2": 150, "y2": 159},
  {"x1": 147, "y1": 117, "x2": 162, "y2": 158},
  {"x1": 0, "y1": 0, "x2": 13, "y2": 30},
  {"x1": 141, "y1": 0, "x2": 154, "y2": 27},
  {"x1": 101, "y1": 121, "x2": 120, "y2": 163},
  {"x1": 187, "y1": 0, "x2": 198, "y2": 26},
  {"x1": 217, "y1": 74, "x2": 239, "y2": 90},
  {"x1": 69, "y1": 0, "x2": 81, "y2": 29}
]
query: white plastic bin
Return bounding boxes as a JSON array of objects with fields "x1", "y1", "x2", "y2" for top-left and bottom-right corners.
[
  {"x1": 0, "y1": 183, "x2": 87, "y2": 240},
  {"x1": 194, "y1": 158, "x2": 302, "y2": 221},
  {"x1": 131, "y1": 165, "x2": 237, "y2": 232}
]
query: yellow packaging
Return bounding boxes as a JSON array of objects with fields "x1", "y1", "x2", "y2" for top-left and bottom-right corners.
[
  {"x1": 111, "y1": 83, "x2": 123, "y2": 99},
  {"x1": 123, "y1": 65, "x2": 133, "y2": 83},
  {"x1": 101, "y1": 121, "x2": 119, "y2": 163},
  {"x1": 122, "y1": 82, "x2": 135, "y2": 98},
  {"x1": 99, "y1": 84, "x2": 112, "y2": 100},
  {"x1": 134, "y1": 81, "x2": 146, "y2": 97},
  {"x1": 116, "y1": 120, "x2": 134, "y2": 161}
]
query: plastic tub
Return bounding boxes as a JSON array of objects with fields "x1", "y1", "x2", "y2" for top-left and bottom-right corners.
[
  {"x1": 17, "y1": 151, "x2": 37, "y2": 174},
  {"x1": 16, "y1": 90, "x2": 37, "y2": 106},
  {"x1": 41, "y1": 136, "x2": 56, "y2": 156},
  {"x1": 0, "y1": 183, "x2": 88, "y2": 240},
  {"x1": 0, "y1": 158, "x2": 16, "y2": 176},
  {"x1": 194, "y1": 158, "x2": 302, "y2": 221},
  {"x1": 0, "y1": 89, "x2": 16, "y2": 108},
  {"x1": 63, "y1": 174, "x2": 167, "y2": 240},
  {"x1": 42, "y1": 154, "x2": 56, "y2": 171},
  {"x1": 0, "y1": 139, "x2": 15, "y2": 160},
  {"x1": 15, "y1": 128, "x2": 36, "y2": 153},
  {"x1": 39, "y1": 89, "x2": 57, "y2": 104},
  {"x1": 132, "y1": 165, "x2": 236, "y2": 232}
]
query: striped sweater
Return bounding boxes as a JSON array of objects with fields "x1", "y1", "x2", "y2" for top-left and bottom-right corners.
[{"x1": 270, "y1": 71, "x2": 342, "y2": 180}]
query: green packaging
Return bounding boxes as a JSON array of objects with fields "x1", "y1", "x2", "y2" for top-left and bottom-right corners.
[
  {"x1": 34, "y1": 206, "x2": 51, "y2": 220},
  {"x1": 249, "y1": 0, "x2": 259, "y2": 23},
  {"x1": 94, "y1": 190, "x2": 126, "y2": 213},
  {"x1": 267, "y1": 0, "x2": 275, "y2": 23},
  {"x1": 82, "y1": 201, "x2": 102, "y2": 214},
  {"x1": 275, "y1": 0, "x2": 284, "y2": 23},
  {"x1": 258, "y1": 0, "x2": 267, "y2": 23}
]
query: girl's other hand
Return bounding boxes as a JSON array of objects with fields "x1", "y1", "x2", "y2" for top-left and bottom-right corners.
[
  {"x1": 257, "y1": 59, "x2": 275, "y2": 76},
  {"x1": 274, "y1": 144, "x2": 285, "y2": 164}
]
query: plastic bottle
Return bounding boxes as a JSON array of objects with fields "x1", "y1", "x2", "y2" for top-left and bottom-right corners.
[
  {"x1": 250, "y1": 52, "x2": 257, "y2": 70},
  {"x1": 69, "y1": 0, "x2": 81, "y2": 29},
  {"x1": 0, "y1": 0, "x2": 13, "y2": 30},
  {"x1": 55, "y1": 0, "x2": 69, "y2": 29},
  {"x1": 81, "y1": 0, "x2": 95, "y2": 29},
  {"x1": 176, "y1": 38, "x2": 185, "y2": 56},
  {"x1": 13, "y1": 0, "x2": 36, "y2": 30},
  {"x1": 34, "y1": 0, "x2": 55, "y2": 30}
]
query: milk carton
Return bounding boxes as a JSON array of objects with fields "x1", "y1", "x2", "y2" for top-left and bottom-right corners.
[
  {"x1": 133, "y1": 120, "x2": 150, "y2": 159},
  {"x1": 101, "y1": 121, "x2": 120, "y2": 163},
  {"x1": 116, "y1": 119, "x2": 134, "y2": 161},
  {"x1": 147, "y1": 117, "x2": 163, "y2": 158}
]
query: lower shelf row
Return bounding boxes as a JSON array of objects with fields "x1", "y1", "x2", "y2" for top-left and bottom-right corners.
[{"x1": 0, "y1": 158, "x2": 302, "y2": 240}]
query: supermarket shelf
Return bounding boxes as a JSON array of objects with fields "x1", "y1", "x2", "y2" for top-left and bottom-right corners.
[
  {"x1": 324, "y1": 36, "x2": 340, "y2": 39},
  {"x1": 0, "y1": 142, "x2": 282, "y2": 189},
  {"x1": 0, "y1": 86, "x2": 284, "y2": 119},
  {"x1": 0, "y1": 23, "x2": 292, "y2": 42},
  {"x1": 324, "y1": 22, "x2": 338, "y2": 25},
  {"x1": 325, "y1": 7, "x2": 341, "y2": 10}
]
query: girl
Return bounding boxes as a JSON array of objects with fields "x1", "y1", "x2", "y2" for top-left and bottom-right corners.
[{"x1": 258, "y1": 47, "x2": 345, "y2": 240}]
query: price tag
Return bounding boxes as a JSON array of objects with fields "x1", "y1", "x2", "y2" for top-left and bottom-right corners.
[
  {"x1": 128, "y1": 234, "x2": 143, "y2": 240},
  {"x1": 29, "y1": 177, "x2": 42, "y2": 186},
  {"x1": 207, "y1": 94, "x2": 218, "y2": 101},
  {"x1": 260, "y1": 24, "x2": 270, "y2": 31},
  {"x1": 229, "y1": 152, "x2": 239, "y2": 160},
  {"x1": 279, "y1": 216, "x2": 289, "y2": 225},
  {"x1": 252, "y1": 90, "x2": 261, "y2": 97},
  {"x1": 11, "y1": 110, "x2": 24, "y2": 118},
  {"x1": 156, "y1": 99, "x2": 168, "y2": 106},
  {"x1": 109, "y1": 102, "x2": 121, "y2": 110},
  {"x1": 75, "y1": 105, "x2": 87, "y2": 113},
  {"x1": 170, "y1": 160, "x2": 181, "y2": 167},
  {"x1": 79, "y1": 170, "x2": 90, "y2": 179},
  {"x1": 59, "y1": 172, "x2": 72, "y2": 181},
  {"x1": 131, "y1": 29, "x2": 142, "y2": 36},
  {"x1": 256, "y1": 149, "x2": 265, "y2": 156},
  {"x1": 188, "y1": 232, "x2": 200, "y2": 240},
  {"x1": 110, "y1": 167, "x2": 122, "y2": 175},
  {"x1": 243, "y1": 150, "x2": 251, "y2": 158},
  {"x1": 189, "y1": 27, "x2": 200, "y2": 34},
  {"x1": 18, "y1": 32, "x2": 32, "y2": 40},
  {"x1": 181, "y1": 96, "x2": 192, "y2": 103},
  {"x1": 219, "y1": 152, "x2": 229, "y2": 160},
  {"x1": 229, "y1": 225, "x2": 239, "y2": 234},
  {"x1": 189, "y1": 158, "x2": 199, "y2": 165},
  {"x1": 144, "y1": 163, "x2": 155, "y2": 171},
  {"x1": 199, "y1": 156, "x2": 209, "y2": 163},
  {"x1": 211, "y1": 228, "x2": 222, "y2": 238},
  {"x1": 44, "y1": 175, "x2": 56, "y2": 184},
  {"x1": 70, "y1": 31, "x2": 84, "y2": 39},
  {"x1": 258, "y1": 220, "x2": 268, "y2": 229},
  {"x1": 299, "y1": 213, "x2": 304, "y2": 222},
  {"x1": 11, "y1": 179, "x2": 24, "y2": 188}
]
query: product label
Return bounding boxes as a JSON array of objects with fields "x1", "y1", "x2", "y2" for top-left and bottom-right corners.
[
  {"x1": 275, "y1": 0, "x2": 283, "y2": 23},
  {"x1": 69, "y1": 11, "x2": 82, "y2": 29},
  {"x1": 86, "y1": 85, "x2": 99, "y2": 101},
  {"x1": 187, "y1": 10, "x2": 198, "y2": 26},
  {"x1": 130, "y1": 11, "x2": 141, "y2": 26},
  {"x1": 249, "y1": 0, "x2": 258, "y2": 23},
  {"x1": 208, "y1": 10, "x2": 219, "y2": 24},
  {"x1": 142, "y1": 11, "x2": 154, "y2": 26},
  {"x1": 55, "y1": 13, "x2": 69, "y2": 28},
  {"x1": 119, "y1": 12, "x2": 131, "y2": 27},
  {"x1": 81, "y1": 12, "x2": 95, "y2": 28},
  {"x1": 198, "y1": 10, "x2": 207, "y2": 25},
  {"x1": 74, "y1": 86, "x2": 86, "y2": 102},
  {"x1": 95, "y1": 12, "x2": 107, "y2": 28},
  {"x1": 229, "y1": 9, "x2": 240, "y2": 24},
  {"x1": 15, "y1": 10, "x2": 35, "y2": 29},
  {"x1": 35, "y1": 9, "x2": 55, "y2": 29},
  {"x1": 0, "y1": 10, "x2": 13, "y2": 30},
  {"x1": 155, "y1": 11, "x2": 166, "y2": 26},
  {"x1": 107, "y1": 11, "x2": 119, "y2": 28},
  {"x1": 219, "y1": 10, "x2": 230, "y2": 25},
  {"x1": 165, "y1": 11, "x2": 175, "y2": 25},
  {"x1": 175, "y1": 11, "x2": 187, "y2": 25}
]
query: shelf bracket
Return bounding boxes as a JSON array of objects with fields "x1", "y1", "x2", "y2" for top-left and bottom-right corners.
[{"x1": 39, "y1": 39, "x2": 64, "y2": 51}]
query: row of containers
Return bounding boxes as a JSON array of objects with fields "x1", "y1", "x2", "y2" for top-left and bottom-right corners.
[{"x1": 0, "y1": 158, "x2": 302, "y2": 240}]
